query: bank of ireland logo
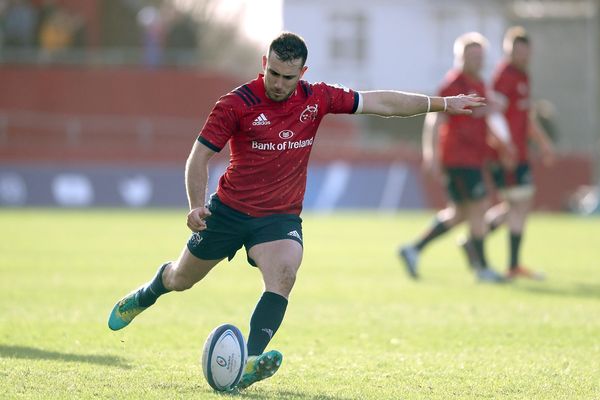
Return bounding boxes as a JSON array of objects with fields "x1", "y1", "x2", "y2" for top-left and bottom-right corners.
[
  {"x1": 279, "y1": 130, "x2": 294, "y2": 140},
  {"x1": 300, "y1": 104, "x2": 318, "y2": 123}
]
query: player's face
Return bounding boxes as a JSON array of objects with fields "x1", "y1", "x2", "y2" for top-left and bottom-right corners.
[
  {"x1": 462, "y1": 44, "x2": 484, "y2": 76},
  {"x1": 262, "y1": 53, "x2": 308, "y2": 102},
  {"x1": 511, "y1": 41, "x2": 530, "y2": 70}
]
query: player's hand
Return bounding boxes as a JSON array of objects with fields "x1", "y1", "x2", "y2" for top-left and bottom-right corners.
[
  {"x1": 187, "y1": 206, "x2": 211, "y2": 232},
  {"x1": 444, "y1": 94, "x2": 486, "y2": 115}
]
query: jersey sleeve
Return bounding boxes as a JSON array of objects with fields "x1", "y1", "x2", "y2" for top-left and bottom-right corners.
[
  {"x1": 197, "y1": 96, "x2": 239, "y2": 152},
  {"x1": 315, "y1": 82, "x2": 361, "y2": 115}
]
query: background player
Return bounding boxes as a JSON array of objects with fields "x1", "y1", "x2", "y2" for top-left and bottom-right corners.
[
  {"x1": 461, "y1": 27, "x2": 555, "y2": 279},
  {"x1": 107, "y1": 32, "x2": 484, "y2": 389},
  {"x1": 399, "y1": 32, "x2": 514, "y2": 282}
]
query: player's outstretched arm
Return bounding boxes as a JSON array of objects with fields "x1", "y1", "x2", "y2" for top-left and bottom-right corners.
[{"x1": 359, "y1": 91, "x2": 485, "y2": 117}]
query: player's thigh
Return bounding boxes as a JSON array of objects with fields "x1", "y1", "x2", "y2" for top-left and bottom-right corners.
[
  {"x1": 464, "y1": 196, "x2": 489, "y2": 233},
  {"x1": 248, "y1": 239, "x2": 304, "y2": 272},
  {"x1": 468, "y1": 193, "x2": 490, "y2": 217},
  {"x1": 244, "y1": 213, "x2": 303, "y2": 267},
  {"x1": 247, "y1": 239, "x2": 303, "y2": 297}
]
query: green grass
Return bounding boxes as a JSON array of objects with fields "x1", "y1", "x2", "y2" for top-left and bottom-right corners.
[{"x1": 0, "y1": 209, "x2": 599, "y2": 399}]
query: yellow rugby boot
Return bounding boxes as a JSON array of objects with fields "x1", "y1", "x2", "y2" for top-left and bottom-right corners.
[{"x1": 236, "y1": 350, "x2": 282, "y2": 389}]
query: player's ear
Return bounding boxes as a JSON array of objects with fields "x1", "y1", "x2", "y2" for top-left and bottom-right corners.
[
  {"x1": 299, "y1": 65, "x2": 308, "y2": 79},
  {"x1": 262, "y1": 55, "x2": 267, "y2": 71}
]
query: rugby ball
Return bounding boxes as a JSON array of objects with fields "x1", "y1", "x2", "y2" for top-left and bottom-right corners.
[{"x1": 201, "y1": 324, "x2": 247, "y2": 392}]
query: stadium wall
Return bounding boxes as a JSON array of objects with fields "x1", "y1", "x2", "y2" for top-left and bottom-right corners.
[
  {"x1": 0, "y1": 67, "x2": 593, "y2": 211},
  {"x1": 0, "y1": 156, "x2": 592, "y2": 211}
]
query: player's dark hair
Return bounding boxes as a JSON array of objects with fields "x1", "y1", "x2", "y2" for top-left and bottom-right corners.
[{"x1": 269, "y1": 32, "x2": 308, "y2": 66}]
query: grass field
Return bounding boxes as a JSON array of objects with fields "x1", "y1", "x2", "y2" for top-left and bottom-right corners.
[{"x1": 1, "y1": 209, "x2": 599, "y2": 399}]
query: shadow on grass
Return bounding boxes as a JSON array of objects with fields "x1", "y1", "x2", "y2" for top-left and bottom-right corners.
[
  {"x1": 0, "y1": 345, "x2": 131, "y2": 369},
  {"x1": 212, "y1": 389, "x2": 354, "y2": 400},
  {"x1": 511, "y1": 282, "x2": 600, "y2": 300}
]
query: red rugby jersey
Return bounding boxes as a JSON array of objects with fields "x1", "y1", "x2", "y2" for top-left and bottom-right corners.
[
  {"x1": 198, "y1": 74, "x2": 360, "y2": 217},
  {"x1": 437, "y1": 70, "x2": 489, "y2": 168},
  {"x1": 493, "y1": 62, "x2": 530, "y2": 162}
]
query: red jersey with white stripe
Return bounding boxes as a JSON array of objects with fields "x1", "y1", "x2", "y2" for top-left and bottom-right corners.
[
  {"x1": 493, "y1": 62, "x2": 531, "y2": 162},
  {"x1": 198, "y1": 74, "x2": 360, "y2": 217},
  {"x1": 438, "y1": 70, "x2": 488, "y2": 168}
]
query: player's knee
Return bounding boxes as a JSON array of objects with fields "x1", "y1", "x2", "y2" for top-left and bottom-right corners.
[
  {"x1": 280, "y1": 264, "x2": 298, "y2": 289},
  {"x1": 169, "y1": 278, "x2": 195, "y2": 291},
  {"x1": 270, "y1": 262, "x2": 298, "y2": 293},
  {"x1": 441, "y1": 207, "x2": 462, "y2": 225},
  {"x1": 438, "y1": 207, "x2": 455, "y2": 221}
]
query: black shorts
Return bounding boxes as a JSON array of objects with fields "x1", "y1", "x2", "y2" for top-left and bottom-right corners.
[
  {"x1": 489, "y1": 162, "x2": 534, "y2": 189},
  {"x1": 443, "y1": 167, "x2": 487, "y2": 204},
  {"x1": 187, "y1": 194, "x2": 303, "y2": 266}
]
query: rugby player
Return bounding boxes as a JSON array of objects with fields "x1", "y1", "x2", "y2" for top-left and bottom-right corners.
[
  {"x1": 399, "y1": 32, "x2": 514, "y2": 282},
  {"x1": 108, "y1": 32, "x2": 484, "y2": 389},
  {"x1": 460, "y1": 27, "x2": 555, "y2": 280}
]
